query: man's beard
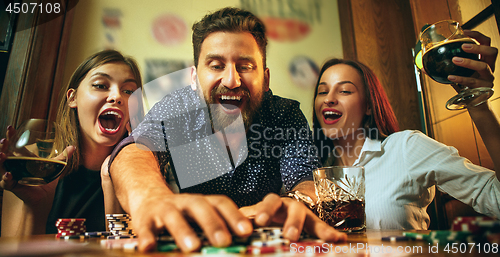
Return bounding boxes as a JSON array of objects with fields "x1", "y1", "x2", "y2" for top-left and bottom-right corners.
[{"x1": 200, "y1": 83, "x2": 264, "y2": 133}]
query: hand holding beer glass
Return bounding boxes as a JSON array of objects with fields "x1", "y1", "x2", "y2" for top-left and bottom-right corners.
[{"x1": 420, "y1": 20, "x2": 494, "y2": 110}]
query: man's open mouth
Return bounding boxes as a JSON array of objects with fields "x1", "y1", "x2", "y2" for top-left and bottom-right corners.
[
  {"x1": 98, "y1": 110, "x2": 123, "y2": 133},
  {"x1": 218, "y1": 94, "x2": 244, "y2": 111}
]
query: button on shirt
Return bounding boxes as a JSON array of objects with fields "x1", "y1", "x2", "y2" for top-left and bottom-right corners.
[
  {"x1": 109, "y1": 86, "x2": 318, "y2": 207},
  {"x1": 351, "y1": 130, "x2": 500, "y2": 229}
]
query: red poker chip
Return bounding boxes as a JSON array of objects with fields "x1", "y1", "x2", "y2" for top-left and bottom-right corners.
[
  {"x1": 58, "y1": 230, "x2": 86, "y2": 235},
  {"x1": 453, "y1": 216, "x2": 494, "y2": 224},
  {"x1": 452, "y1": 216, "x2": 496, "y2": 233},
  {"x1": 58, "y1": 225, "x2": 86, "y2": 229},
  {"x1": 57, "y1": 218, "x2": 86, "y2": 222},
  {"x1": 452, "y1": 223, "x2": 480, "y2": 233},
  {"x1": 57, "y1": 223, "x2": 86, "y2": 227},
  {"x1": 56, "y1": 222, "x2": 86, "y2": 227},
  {"x1": 57, "y1": 226, "x2": 85, "y2": 230},
  {"x1": 246, "y1": 245, "x2": 289, "y2": 254},
  {"x1": 56, "y1": 232, "x2": 85, "y2": 237}
]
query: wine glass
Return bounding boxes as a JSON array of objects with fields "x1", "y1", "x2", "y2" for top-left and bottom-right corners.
[
  {"x1": 3, "y1": 119, "x2": 67, "y2": 186},
  {"x1": 420, "y1": 20, "x2": 494, "y2": 110}
]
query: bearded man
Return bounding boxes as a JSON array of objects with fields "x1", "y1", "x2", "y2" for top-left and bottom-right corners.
[{"x1": 107, "y1": 7, "x2": 346, "y2": 253}]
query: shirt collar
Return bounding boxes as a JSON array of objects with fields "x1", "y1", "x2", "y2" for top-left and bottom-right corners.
[{"x1": 353, "y1": 136, "x2": 382, "y2": 166}]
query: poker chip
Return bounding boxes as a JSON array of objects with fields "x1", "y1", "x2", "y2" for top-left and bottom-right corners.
[
  {"x1": 85, "y1": 231, "x2": 111, "y2": 237},
  {"x1": 55, "y1": 218, "x2": 86, "y2": 239},
  {"x1": 201, "y1": 245, "x2": 247, "y2": 254},
  {"x1": 157, "y1": 243, "x2": 179, "y2": 252},
  {"x1": 107, "y1": 235, "x2": 137, "y2": 239},
  {"x1": 106, "y1": 213, "x2": 136, "y2": 238},
  {"x1": 427, "y1": 230, "x2": 472, "y2": 245},
  {"x1": 55, "y1": 234, "x2": 88, "y2": 240},
  {"x1": 246, "y1": 245, "x2": 289, "y2": 254},
  {"x1": 106, "y1": 214, "x2": 129, "y2": 217},
  {"x1": 452, "y1": 216, "x2": 495, "y2": 233},
  {"x1": 250, "y1": 238, "x2": 290, "y2": 247},
  {"x1": 402, "y1": 232, "x2": 429, "y2": 240},
  {"x1": 57, "y1": 218, "x2": 86, "y2": 222}
]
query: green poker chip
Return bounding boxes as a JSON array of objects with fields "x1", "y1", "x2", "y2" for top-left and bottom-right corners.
[
  {"x1": 402, "y1": 232, "x2": 429, "y2": 240},
  {"x1": 201, "y1": 245, "x2": 247, "y2": 254},
  {"x1": 157, "y1": 243, "x2": 178, "y2": 252}
]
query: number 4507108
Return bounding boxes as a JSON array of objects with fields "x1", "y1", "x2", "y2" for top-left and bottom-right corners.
[
  {"x1": 5, "y1": 2, "x2": 61, "y2": 14},
  {"x1": 443, "y1": 243, "x2": 498, "y2": 254}
]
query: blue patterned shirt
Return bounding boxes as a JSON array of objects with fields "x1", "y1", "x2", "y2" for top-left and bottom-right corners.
[{"x1": 109, "y1": 86, "x2": 318, "y2": 207}]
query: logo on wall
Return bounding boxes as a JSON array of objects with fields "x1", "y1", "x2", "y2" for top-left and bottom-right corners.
[
  {"x1": 289, "y1": 56, "x2": 319, "y2": 90},
  {"x1": 151, "y1": 14, "x2": 188, "y2": 46},
  {"x1": 240, "y1": 0, "x2": 322, "y2": 42},
  {"x1": 102, "y1": 8, "x2": 122, "y2": 49},
  {"x1": 262, "y1": 17, "x2": 310, "y2": 42}
]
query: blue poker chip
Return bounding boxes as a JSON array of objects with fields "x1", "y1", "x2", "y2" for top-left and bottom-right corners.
[
  {"x1": 109, "y1": 230, "x2": 133, "y2": 234},
  {"x1": 85, "y1": 231, "x2": 111, "y2": 237}
]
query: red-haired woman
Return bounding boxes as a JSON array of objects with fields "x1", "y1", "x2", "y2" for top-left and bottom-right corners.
[{"x1": 312, "y1": 31, "x2": 500, "y2": 230}]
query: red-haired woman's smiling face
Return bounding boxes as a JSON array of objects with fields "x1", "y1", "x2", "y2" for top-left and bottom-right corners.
[{"x1": 314, "y1": 64, "x2": 370, "y2": 140}]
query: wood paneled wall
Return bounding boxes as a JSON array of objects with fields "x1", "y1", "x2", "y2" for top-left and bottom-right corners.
[
  {"x1": 0, "y1": 0, "x2": 75, "y2": 138},
  {"x1": 338, "y1": 0, "x2": 422, "y2": 132},
  {"x1": 0, "y1": 0, "x2": 75, "y2": 235}
]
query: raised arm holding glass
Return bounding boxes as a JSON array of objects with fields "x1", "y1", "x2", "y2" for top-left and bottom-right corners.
[{"x1": 312, "y1": 30, "x2": 500, "y2": 230}]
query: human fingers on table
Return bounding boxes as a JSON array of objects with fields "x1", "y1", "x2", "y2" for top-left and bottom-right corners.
[
  {"x1": 251, "y1": 193, "x2": 306, "y2": 241},
  {"x1": 279, "y1": 197, "x2": 307, "y2": 241},
  {"x1": 252, "y1": 193, "x2": 284, "y2": 227},
  {"x1": 134, "y1": 202, "x2": 201, "y2": 253},
  {"x1": 181, "y1": 194, "x2": 238, "y2": 248},
  {"x1": 302, "y1": 210, "x2": 347, "y2": 242},
  {"x1": 205, "y1": 195, "x2": 253, "y2": 237}
]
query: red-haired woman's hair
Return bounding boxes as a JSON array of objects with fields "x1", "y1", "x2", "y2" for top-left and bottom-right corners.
[{"x1": 312, "y1": 58, "x2": 400, "y2": 163}]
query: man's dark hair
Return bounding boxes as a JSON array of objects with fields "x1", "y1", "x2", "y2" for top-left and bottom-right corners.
[{"x1": 192, "y1": 7, "x2": 267, "y2": 68}]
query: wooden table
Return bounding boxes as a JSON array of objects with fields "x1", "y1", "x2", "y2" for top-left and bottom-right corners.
[{"x1": 0, "y1": 230, "x2": 498, "y2": 256}]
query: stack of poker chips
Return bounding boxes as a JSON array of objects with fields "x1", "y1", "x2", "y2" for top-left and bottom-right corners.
[
  {"x1": 55, "y1": 218, "x2": 87, "y2": 239},
  {"x1": 106, "y1": 214, "x2": 136, "y2": 239},
  {"x1": 452, "y1": 216, "x2": 494, "y2": 233},
  {"x1": 449, "y1": 216, "x2": 500, "y2": 244},
  {"x1": 401, "y1": 216, "x2": 500, "y2": 245}
]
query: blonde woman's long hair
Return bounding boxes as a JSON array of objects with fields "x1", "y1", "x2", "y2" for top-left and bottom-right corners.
[{"x1": 54, "y1": 50, "x2": 142, "y2": 172}]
